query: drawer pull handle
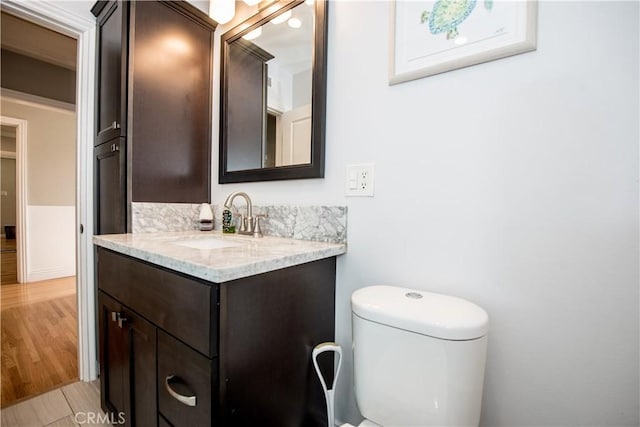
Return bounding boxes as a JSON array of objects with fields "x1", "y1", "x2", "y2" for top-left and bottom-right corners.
[
  {"x1": 165, "y1": 375, "x2": 197, "y2": 407},
  {"x1": 111, "y1": 312, "x2": 129, "y2": 328},
  {"x1": 117, "y1": 316, "x2": 129, "y2": 328}
]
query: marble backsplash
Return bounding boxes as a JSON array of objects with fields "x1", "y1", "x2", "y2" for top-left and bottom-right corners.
[
  {"x1": 131, "y1": 203, "x2": 201, "y2": 233},
  {"x1": 131, "y1": 202, "x2": 347, "y2": 244}
]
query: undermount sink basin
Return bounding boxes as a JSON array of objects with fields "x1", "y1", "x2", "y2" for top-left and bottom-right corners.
[{"x1": 171, "y1": 237, "x2": 244, "y2": 250}]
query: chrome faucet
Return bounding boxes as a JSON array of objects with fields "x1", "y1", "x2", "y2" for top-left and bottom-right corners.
[{"x1": 223, "y1": 191, "x2": 263, "y2": 238}]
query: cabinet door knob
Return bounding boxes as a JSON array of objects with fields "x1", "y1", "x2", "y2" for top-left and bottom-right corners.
[
  {"x1": 111, "y1": 311, "x2": 119, "y2": 322},
  {"x1": 111, "y1": 121, "x2": 120, "y2": 130},
  {"x1": 165, "y1": 375, "x2": 197, "y2": 407},
  {"x1": 110, "y1": 143, "x2": 119, "y2": 152}
]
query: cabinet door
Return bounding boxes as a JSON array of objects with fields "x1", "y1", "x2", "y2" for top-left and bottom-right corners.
[
  {"x1": 98, "y1": 291, "x2": 131, "y2": 424},
  {"x1": 129, "y1": 1, "x2": 213, "y2": 203},
  {"x1": 94, "y1": 139, "x2": 126, "y2": 235},
  {"x1": 95, "y1": 0, "x2": 128, "y2": 145},
  {"x1": 98, "y1": 291, "x2": 158, "y2": 427},
  {"x1": 128, "y1": 308, "x2": 157, "y2": 427},
  {"x1": 220, "y1": 257, "x2": 336, "y2": 427}
]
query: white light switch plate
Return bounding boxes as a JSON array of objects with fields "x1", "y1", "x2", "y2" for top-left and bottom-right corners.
[{"x1": 345, "y1": 163, "x2": 374, "y2": 197}]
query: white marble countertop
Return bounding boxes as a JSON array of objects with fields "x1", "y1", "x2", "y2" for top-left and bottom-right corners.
[{"x1": 93, "y1": 231, "x2": 347, "y2": 283}]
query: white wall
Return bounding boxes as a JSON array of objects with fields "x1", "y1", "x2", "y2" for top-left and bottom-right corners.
[
  {"x1": 213, "y1": 1, "x2": 639, "y2": 426},
  {"x1": 27, "y1": 205, "x2": 76, "y2": 281},
  {"x1": 1, "y1": 98, "x2": 76, "y2": 282},
  {"x1": 1, "y1": 99, "x2": 76, "y2": 206}
]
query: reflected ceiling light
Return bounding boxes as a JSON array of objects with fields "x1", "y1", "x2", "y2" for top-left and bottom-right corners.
[
  {"x1": 242, "y1": 27, "x2": 262, "y2": 40},
  {"x1": 287, "y1": 17, "x2": 302, "y2": 28},
  {"x1": 209, "y1": 0, "x2": 235, "y2": 24},
  {"x1": 244, "y1": 0, "x2": 262, "y2": 5},
  {"x1": 305, "y1": 0, "x2": 314, "y2": 5},
  {"x1": 270, "y1": 10, "x2": 292, "y2": 24},
  {"x1": 163, "y1": 37, "x2": 191, "y2": 56}
]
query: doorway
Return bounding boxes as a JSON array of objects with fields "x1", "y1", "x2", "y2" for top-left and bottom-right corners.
[
  {"x1": 0, "y1": 1, "x2": 97, "y2": 403},
  {"x1": 1, "y1": 125, "x2": 17, "y2": 285},
  {"x1": 0, "y1": 11, "x2": 79, "y2": 404}
]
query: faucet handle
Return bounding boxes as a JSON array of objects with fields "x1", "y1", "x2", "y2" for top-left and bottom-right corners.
[
  {"x1": 253, "y1": 214, "x2": 266, "y2": 238},
  {"x1": 237, "y1": 214, "x2": 247, "y2": 233}
]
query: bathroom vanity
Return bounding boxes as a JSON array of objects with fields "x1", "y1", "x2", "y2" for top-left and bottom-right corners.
[{"x1": 93, "y1": 232, "x2": 345, "y2": 427}]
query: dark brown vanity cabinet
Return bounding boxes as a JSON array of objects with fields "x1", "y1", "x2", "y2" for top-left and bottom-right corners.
[
  {"x1": 98, "y1": 291, "x2": 157, "y2": 427},
  {"x1": 95, "y1": 139, "x2": 126, "y2": 234},
  {"x1": 96, "y1": 247, "x2": 336, "y2": 427},
  {"x1": 92, "y1": 1, "x2": 216, "y2": 234}
]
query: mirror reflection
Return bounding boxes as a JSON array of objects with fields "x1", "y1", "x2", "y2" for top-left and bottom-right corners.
[
  {"x1": 259, "y1": 3, "x2": 314, "y2": 168},
  {"x1": 224, "y1": 0, "x2": 315, "y2": 172}
]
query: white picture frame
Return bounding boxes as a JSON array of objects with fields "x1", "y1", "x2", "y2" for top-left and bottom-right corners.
[{"x1": 389, "y1": 0, "x2": 538, "y2": 85}]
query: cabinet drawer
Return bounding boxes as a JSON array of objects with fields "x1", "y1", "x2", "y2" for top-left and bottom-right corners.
[
  {"x1": 158, "y1": 330, "x2": 215, "y2": 427},
  {"x1": 97, "y1": 247, "x2": 218, "y2": 357}
]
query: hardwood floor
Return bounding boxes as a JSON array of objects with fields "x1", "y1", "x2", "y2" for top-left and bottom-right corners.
[
  {"x1": 1, "y1": 277, "x2": 78, "y2": 408},
  {"x1": 1, "y1": 237, "x2": 18, "y2": 285},
  {"x1": 1, "y1": 237, "x2": 17, "y2": 251},
  {"x1": 1, "y1": 277, "x2": 76, "y2": 310},
  {"x1": 1, "y1": 380, "x2": 111, "y2": 427}
]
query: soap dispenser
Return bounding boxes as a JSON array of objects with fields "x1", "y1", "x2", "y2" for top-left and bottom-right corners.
[
  {"x1": 198, "y1": 203, "x2": 213, "y2": 231},
  {"x1": 222, "y1": 208, "x2": 235, "y2": 234}
]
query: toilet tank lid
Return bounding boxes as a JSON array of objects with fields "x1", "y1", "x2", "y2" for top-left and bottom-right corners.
[{"x1": 351, "y1": 286, "x2": 489, "y2": 340}]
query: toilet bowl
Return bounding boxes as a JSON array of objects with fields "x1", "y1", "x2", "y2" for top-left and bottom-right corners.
[
  {"x1": 341, "y1": 421, "x2": 380, "y2": 427},
  {"x1": 347, "y1": 285, "x2": 489, "y2": 427}
]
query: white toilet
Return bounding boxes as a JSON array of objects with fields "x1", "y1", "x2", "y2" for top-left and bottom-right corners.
[{"x1": 344, "y1": 285, "x2": 489, "y2": 427}]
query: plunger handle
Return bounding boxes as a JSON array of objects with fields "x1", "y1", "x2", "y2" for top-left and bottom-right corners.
[{"x1": 313, "y1": 342, "x2": 343, "y2": 427}]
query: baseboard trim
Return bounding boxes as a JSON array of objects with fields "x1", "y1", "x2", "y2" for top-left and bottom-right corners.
[{"x1": 28, "y1": 267, "x2": 76, "y2": 283}]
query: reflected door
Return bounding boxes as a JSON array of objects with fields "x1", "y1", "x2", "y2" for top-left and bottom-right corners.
[{"x1": 279, "y1": 104, "x2": 311, "y2": 166}]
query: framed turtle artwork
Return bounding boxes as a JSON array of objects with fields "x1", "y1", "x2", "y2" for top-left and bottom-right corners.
[{"x1": 389, "y1": 0, "x2": 538, "y2": 85}]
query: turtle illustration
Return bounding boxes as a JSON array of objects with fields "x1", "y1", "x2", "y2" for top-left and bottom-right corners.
[{"x1": 421, "y1": 0, "x2": 493, "y2": 40}]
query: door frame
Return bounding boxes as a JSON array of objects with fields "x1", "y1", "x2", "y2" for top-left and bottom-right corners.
[
  {"x1": 2, "y1": 0, "x2": 97, "y2": 381},
  {"x1": 0, "y1": 116, "x2": 28, "y2": 284}
]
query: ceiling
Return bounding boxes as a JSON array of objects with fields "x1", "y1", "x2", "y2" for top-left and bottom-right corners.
[
  {"x1": 252, "y1": 2, "x2": 314, "y2": 74},
  {"x1": 1, "y1": 12, "x2": 76, "y2": 70}
]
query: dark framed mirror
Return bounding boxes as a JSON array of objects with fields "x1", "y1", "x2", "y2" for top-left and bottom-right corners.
[{"x1": 219, "y1": 0, "x2": 328, "y2": 183}]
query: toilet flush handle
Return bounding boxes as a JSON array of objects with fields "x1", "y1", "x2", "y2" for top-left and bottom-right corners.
[{"x1": 313, "y1": 342, "x2": 343, "y2": 427}]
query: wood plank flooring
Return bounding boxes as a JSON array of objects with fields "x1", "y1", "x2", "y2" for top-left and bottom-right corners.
[
  {"x1": 1, "y1": 277, "x2": 78, "y2": 408},
  {"x1": 1, "y1": 380, "x2": 111, "y2": 427},
  {"x1": 1, "y1": 237, "x2": 18, "y2": 285},
  {"x1": 1, "y1": 277, "x2": 76, "y2": 310},
  {"x1": 1, "y1": 237, "x2": 17, "y2": 251}
]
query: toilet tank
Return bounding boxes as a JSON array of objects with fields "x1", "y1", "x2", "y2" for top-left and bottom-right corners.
[{"x1": 351, "y1": 286, "x2": 489, "y2": 427}]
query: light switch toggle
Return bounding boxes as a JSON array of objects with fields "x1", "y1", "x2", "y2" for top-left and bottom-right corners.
[{"x1": 348, "y1": 170, "x2": 358, "y2": 190}]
